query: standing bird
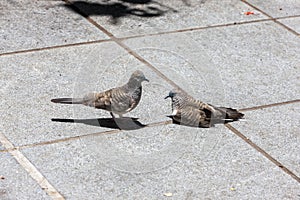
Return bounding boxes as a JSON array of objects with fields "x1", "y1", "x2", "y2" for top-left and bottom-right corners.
[
  {"x1": 51, "y1": 70, "x2": 149, "y2": 118},
  {"x1": 165, "y1": 89, "x2": 244, "y2": 128}
]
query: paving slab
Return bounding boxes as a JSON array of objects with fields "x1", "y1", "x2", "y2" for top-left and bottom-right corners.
[
  {"x1": 21, "y1": 124, "x2": 300, "y2": 199},
  {"x1": 66, "y1": 0, "x2": 267, "y2": 37},
  {"x1": 0, "y1": 152, "x2": 50, "y2": 200},
  {"x1": 0, "y1": 41, "x2": 181, "y2": 147},
  {"x1": 232, "y1": 103, "x2": 300, "y2": 177},
  {"x1": 0, "y1": 0, "x2": 108, "y2": 54},
  {"x1": 246, "y1": 0, "x2": 300, "y2": 18},
  {"x1": 124, "y1": 21, "x2": 300, "y2": 108},
  {"x1": 278, "y1": 16, "x2": 300, "y2": 34}
]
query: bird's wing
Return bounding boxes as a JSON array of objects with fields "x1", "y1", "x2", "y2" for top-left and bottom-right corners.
[
  {"x1": 187, "y1": 98, "x2": 216, "y2": 114},
  {"x1": 110, "y1": 87, "x2": 133, "y2": 113},
  {"x1": 84, "y1": 87, "x2": 136, "y2": 114},
  {"x1": 173, "y1": 106, "x2": 211, "y2": 128},
  {"x1": 82, "y1": 89, "x2": 113, "y2": 111}
]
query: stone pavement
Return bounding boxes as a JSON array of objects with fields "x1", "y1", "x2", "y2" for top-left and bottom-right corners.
[{"x1": 0, "y1": 0, "x2": 299, "y2": 199}]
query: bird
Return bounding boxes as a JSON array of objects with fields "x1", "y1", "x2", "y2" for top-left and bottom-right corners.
[
  {"x1": 164, "y1": 89, "x2": 244, "y2": 128},
  {"x1": 51, "y1": 70, "x2": 149, "y2": 118}
]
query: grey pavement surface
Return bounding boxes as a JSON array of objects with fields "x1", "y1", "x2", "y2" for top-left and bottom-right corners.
[
  {"x1": 0, "y1": 0, "x2": 108, "y2": 54},
  {"x1": 0, "y1": 0, "x2": 299, "y2": 199},
  {"x1": 0, "y1": 153, "x2": 50, "y2": 200},
  {"x1": 278, "y1": 16, "x2": 300, "y2": 34},
  {"x1": 232, "y1": 104, "x2": 300, "y2": 178}
]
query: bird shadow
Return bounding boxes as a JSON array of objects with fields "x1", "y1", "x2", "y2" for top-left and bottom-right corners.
[
  {"x1": 62, "y1": 0, "x2": 175, "y2": 24},
  {"x1": 51, "y1": 117, "x2": 146, "y2": 130},
  {"x1": 168, "y1": 116, "x2": 236, "y2": 128}
]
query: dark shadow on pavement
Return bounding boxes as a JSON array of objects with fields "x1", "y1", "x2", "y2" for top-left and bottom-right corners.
[
  {"x1": 52, "y1": 117, "x2": 146, "y2": 130},
  {"x1": 167, "y1": 116, "x2": 237, "y2": 128},
  {"x1": 62, "y1": 0, "x2": 174, "y2": 24}
]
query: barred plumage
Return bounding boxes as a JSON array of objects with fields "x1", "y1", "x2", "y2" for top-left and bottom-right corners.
[
  {"x1": 51, "y1": 70, "x2": 148, "y2": 118},
  {"x1": 165, "y1": 89, "x2": 244, "y2": 128}
]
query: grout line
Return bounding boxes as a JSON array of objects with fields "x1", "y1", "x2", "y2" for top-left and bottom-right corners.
[
  {"x1": 62, "y1": 0, "x2": 184, "y2": 91},
  {"x1": 1, "y1": 98, "x2": 299, "y2": 153},
  {"x1": 120, "y1": 19, "x2": 270, "y2": 40},
  {"x1": 120, "y1": 14, "x2": 300, "y2": 40},
  {"x1": 0, "y1": 120, "x2": 173, "y2": 152},
  {"x1": 0, "y1": 132, "x2": 65, "y2": 200},
  {"x1": 239, "y1": 99, "x2": 300, "y2": 112},
  {"x1": 1, "y1": 14, "x2": 299, "y2": 57},
  {"x1": 62, "y1": 0, "x2": 114, "y2": 37},
  {"x1": 0, "y1": 39, "x2": 111, "y2": 57},
  {"x1": 225, "y1": 124, "x2": 300, "y2": 183},
  {"x1": 115, "y1": 41, "x2": 184, "y2": 90},
  {"x1": 273, "y1": 21, "x2": 300, "y2": 36},
  {"x1": 241, "y1": 0, "x2": 300, "y2": 36},
  {"x1": 15, "y1": 129, "x2": 120, "y2": 151}
]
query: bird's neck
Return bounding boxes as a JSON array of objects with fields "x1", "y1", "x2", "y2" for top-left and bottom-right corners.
[
  {"x1": 127, "y1": 78, "x2": 142, "y2": 90},
  {"x1": 172, "y1": 96, "x2": 184, "y2": 109}
]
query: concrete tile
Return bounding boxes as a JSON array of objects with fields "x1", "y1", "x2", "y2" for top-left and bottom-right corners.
[
  {"x1": 0, "y1": 41, "x2": 178, "y2": 146},
  {"x1": 0, "y1": 152, "x2": 50, "y2": 200},
  {"x1": 278, "y1": 17, "x2": 300, "y2": 34},
  {"x1": 124, "y1": 21, "x2": 300, "y2": 108},
  {"x1": 232, "y1": 103, "x2": 300, "y2": 177},
  {"x1": 68, "y1": 0, "x2": 267, "y2": 37},
  {"x1": 246, "y1": 0, "x2": 300, "y2": 18},
  {"x1": 0, "y1": 0, "x2": 108, "y2": 54},
  {"x1": 21, "y1": 125, "x2": 300, "y2": 199}
]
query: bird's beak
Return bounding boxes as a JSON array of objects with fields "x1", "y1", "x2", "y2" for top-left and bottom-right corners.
[
  {"x1": 144, "y1": 78, "x2": 149, "y2": 82},
  {"x1": 164, "y1": 95, "x2": 171, "y2": 99}
]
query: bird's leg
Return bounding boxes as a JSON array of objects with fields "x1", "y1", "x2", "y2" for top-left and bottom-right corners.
[
  {"x1": 110, "y1": 112, "x2": 116, "y2": 119},
  {"x1": 110, "y1": 112, "x2": 122, "y2": 130}
]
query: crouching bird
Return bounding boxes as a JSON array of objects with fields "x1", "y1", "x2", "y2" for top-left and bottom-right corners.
[
  {"x1": 51, "y1": 70, "x2": 149, "y2": 118},
  {"x1": 165, "y1": 89, "x2": 244, "y2": 128}
]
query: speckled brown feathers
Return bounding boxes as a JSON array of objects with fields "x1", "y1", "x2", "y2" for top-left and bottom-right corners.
[
  {"x1": 165, "y1": 89, "x2": 244, "y2": 128},
  {"x1": 51, "y1": 70, "x2": 148, "y2": 118}
]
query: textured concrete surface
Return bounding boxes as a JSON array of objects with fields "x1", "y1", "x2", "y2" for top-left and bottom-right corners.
[
  {"x1": 278, "y1": 16, "x2": 300, "y2": 34},
  {"x1": 0, "y1": 0, "x2": 299, "y2": 199},
  {"x1": 0, "y1": 43, "x2": 119, "y2": 146},
  {"x1": 246, "y1": 0, "x2": 300, "y2": 17},
  {"x1": 21, "y1": 126, "x2": 300, "y2": 199},
  {"x1": 232, "y1": 103, "x2": 300, "y2": 177},
  {"x1": 0, "y1": 42, "x2": 175, "y2": 146},
  {"x1": 0, "y1": 153, "x2": 50, "y2": 200},
  {"x1": 124, "y1": 21, "x2": 300, "y2": 108},
  {"x1": 66, "y1": 0, "x2": 267, "y2": 37},
  {"x1": 0, "y1": 0, "x2": 108, "y2": 53}
]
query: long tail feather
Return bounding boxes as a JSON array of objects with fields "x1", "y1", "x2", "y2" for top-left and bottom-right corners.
[
  {"x1": 51, "y1": 98, "x2": 84, "y2": 104},
  {"x1": 217, "y1": 107, "x2": 244, "y2": 121}
]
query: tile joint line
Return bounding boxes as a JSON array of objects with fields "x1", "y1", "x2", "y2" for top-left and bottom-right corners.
[
  {"x1": 0, "y1": 99, "x2": 298, "y2": 153},
  {"x1": 240, "y1": 0, "x2": 299, "y2": 36},
  {"x1": 0, "y1": 132, "x2": 65, "y2": 200},
  {"x1": 1, "y1": 15, "x2": 299, "y2": 57},
  {"x1": 225, "y1": 124, "x2": 300, "y2": 183},
  {"x1": 239, "y1": 99, "x2": 300, "y2": 112}
]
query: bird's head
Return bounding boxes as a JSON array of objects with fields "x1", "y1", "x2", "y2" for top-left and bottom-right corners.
[
  {"x1": 164, "y1": 89, "x2": 180, "y2": 99},
  {"x1": 131, "y1": 70, "x2": 149, "y2": 83}
]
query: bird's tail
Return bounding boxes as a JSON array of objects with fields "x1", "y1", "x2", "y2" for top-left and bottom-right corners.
[
  {"x1": 51, "y1": 98, "x2": 84, "y2": 104},
  {"x1": 216, "y1": 107, "x2": 244, "y2": 121}
]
